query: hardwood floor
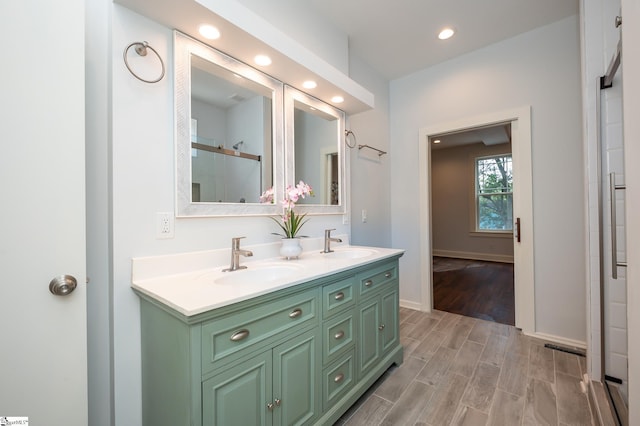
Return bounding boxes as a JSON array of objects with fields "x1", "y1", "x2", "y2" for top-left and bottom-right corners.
[
  {"x1": 335, "y1": 308, "x2": 594, "y2": 426},
  {"x1": 433, "y1": 257, "x2": 515, "y2": 326}
]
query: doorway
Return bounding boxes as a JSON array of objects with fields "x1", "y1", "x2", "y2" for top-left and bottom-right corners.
[
  {"x1": 418, "y1": 106, "x2": 535, "y2": 335},
  {"x1": 430, "y1": 126, "x2": 515, "y2": 325}
]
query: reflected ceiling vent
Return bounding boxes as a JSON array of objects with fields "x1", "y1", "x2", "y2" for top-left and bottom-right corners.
[{"x1": 229, "y1": 93, "x2": 246, "y2": 102}]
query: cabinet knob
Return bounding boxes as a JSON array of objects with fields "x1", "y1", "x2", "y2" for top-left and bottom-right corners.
[
  {"x1": 334, "y1": 330, "x2": 345, "y2": 340},
  {"x1": 364, "y1": 280, "x2": 373, "y2": 287},
  {"x1": 378, "y1": 324, "x2": 385, "y2": 331},
  {"x1": 274, "y1": 398, "x2": 281, "y2": 407},
  {"x1": 334, "y1": 292, "x2": 345, "y2": 301},
  {"x1": 230, "y1": 329, "x2": 250, "y2": 342},
  {"x1": 267, "y1": 402, "x2": 274, "y2": 411},
  {"x1": 334, "y1": 373, "x2": 344, "y2": 383},
  {"x1": 384, "y1": 272, "x2": 392, "y2": 278},
  {"x1": 289, "y1": 308, "x2": 303, "y2": 319}
]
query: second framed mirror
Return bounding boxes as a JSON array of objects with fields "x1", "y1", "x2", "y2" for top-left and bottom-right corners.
[{"x1": 284, "y1": 85, "x2": 346, "y2": 215}]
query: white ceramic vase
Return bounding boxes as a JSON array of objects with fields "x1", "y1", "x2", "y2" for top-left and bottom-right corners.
[{"x1": 280, "y1": 238, "x2": 302, "y2": 259}]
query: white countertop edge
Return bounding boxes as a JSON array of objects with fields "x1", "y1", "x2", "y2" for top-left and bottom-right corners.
[{"x1": 131, "y1": 244, "x2": 404, "y2": 317}]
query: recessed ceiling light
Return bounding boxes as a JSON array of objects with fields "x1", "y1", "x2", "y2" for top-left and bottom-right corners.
[
  {"x1": 254, "y1": 55, "x2": 272, "y2": 66},
  {"x1": 433, "y1": 139, "x2": 441, "y2": 144},
  {"x1": 199, "y1": 24, "x2": 220, "y2": 40},
  {"x1": 331, "y1": 95, "x2": 344, "y2": 103},
  {"x1": 438, "y1": 28, "x2": 455, "y2": 40},
  {"x1": 303, "y1": 80, "x2": 317, "y2": 89}
]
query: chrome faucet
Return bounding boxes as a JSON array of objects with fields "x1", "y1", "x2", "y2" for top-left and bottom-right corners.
[
  {"x1": 222, "y1": 237, "x2": 253, "y2": 272},
  {"x1": 322, "y1": 229, "x2": 342, "y2": 253}
]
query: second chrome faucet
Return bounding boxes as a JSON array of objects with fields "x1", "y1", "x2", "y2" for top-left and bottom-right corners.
[
  {"x1": 222, "y1": 237, "x2": 253, "y2": 272},
  {"x1": 322, "y1": 229, "x2": 342, "y2": 253}
]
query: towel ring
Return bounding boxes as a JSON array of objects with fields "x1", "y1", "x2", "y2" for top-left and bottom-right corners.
[
  {"x1": 345, "y1": 130, "x2": 357, "y2": 148},
  {"x1": 123, "y1": 41, "x2": 165, "y2": 84}
]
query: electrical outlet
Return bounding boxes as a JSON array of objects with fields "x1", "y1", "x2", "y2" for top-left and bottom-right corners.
[
  {"x1": 156, "y1": 212, "x2": 174, "y2": 239},
  {"x1": 362, "y1": 209, "x2": 368, "y2": 223}
]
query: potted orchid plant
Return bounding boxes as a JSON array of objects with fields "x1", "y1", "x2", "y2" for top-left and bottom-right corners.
[{"x1": 261, "y1": 181, "x2": 314, "y2": 258}]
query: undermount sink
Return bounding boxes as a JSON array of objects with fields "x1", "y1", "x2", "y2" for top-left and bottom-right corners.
[
  {"x1": 321, "y1": 248, "x2": 378, "y2": 260},
  {"x1": 213, "y1": 263, "x2": 302, "y2": 286}
]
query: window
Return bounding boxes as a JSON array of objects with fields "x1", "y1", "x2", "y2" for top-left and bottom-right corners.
[{"x1": 476, "y1": 154, "x2": 513, "y2": 231}]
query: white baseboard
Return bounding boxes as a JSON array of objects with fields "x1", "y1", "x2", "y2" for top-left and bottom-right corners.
[
  {"x1": 525, "y1": 331, "x2": 587, "y2": 350},
  {"x1": 399, "y1": 299, "x2": 423, "y2": 311},
  {"x1": 432, "y1": 249, "x2": 514, "y2": 264}
]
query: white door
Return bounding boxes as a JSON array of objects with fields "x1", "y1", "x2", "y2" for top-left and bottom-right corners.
[{"x1": 0, "y1": 1, "x2": 87, "y2": 424}]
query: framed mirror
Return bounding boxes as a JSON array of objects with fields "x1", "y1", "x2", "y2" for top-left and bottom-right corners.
[
  {"x1": 284, "y1": 86, "x2": 346, "y2": 215},
  {"x1": 175, "y1": 31, "x2": 283, "y2": 216}
]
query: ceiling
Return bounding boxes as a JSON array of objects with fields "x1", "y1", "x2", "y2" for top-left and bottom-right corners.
[
  {"x1": 307, "y1": 0, "x2": 579, "y2": 79},
  {"x1": 431, "y1": 123, "x2": 511, "y2": 151}
]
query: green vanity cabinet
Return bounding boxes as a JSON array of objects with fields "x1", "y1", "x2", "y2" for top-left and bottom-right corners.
[
  {"x1": 356, "y1": 262, "x2": 400, "y2": 378},
  {"x1": 202, "y1": 350, "x2": 272, "y2": 426},
  {"x1": 202, "y1": 328, "x2": 320, "y2": 426},
  {"x1": 136, "y1": 255, "x2": 403, "y2": 426}
]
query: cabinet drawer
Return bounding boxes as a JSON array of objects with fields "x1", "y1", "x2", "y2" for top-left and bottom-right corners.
[
  {"x1": 358, "y1": 262, "x2": 398, "y2": 298},
  {"x1": 323, "y1": 351, "x2": 355, "y2": 410},
  {"x1": 323, "y1": 312, "x2": 354, "y2": 365},
  {"x1": 322, "y1": 277, "x2": 355, "y2": 318},
  {"x1": 202, "y1": 289, "x2": 318, "y2": 374}
]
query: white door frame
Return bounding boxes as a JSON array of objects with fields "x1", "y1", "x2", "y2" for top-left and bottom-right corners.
[{"x1": 418, "y1": 106, "x2": 535, "y2": 335}]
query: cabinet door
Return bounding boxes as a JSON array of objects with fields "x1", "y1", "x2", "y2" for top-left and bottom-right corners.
[
  {"x1": 202, "y1": 351, "x2": 273, "y2": 426},
  {"x1": 357, "y1": 297, "x2": 381, "y2": 376},
  {"x1": 380, "y1": 289, "x2": 399, "y2": 354},
  {"x1": 273, "y1": 329, "x2": 320, "y2": 426}
]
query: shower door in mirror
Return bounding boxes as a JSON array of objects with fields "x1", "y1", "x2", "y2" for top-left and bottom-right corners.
[{"x1": 175, "y1": 31, "x2": 283, "y2": 216}]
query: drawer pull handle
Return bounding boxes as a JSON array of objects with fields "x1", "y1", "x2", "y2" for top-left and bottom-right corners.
[
  {"x1": 230, "y1": 329, "x2": 250, "y2": 342},
  {"x1": 364, "y1": 280, "x2": 373, "y2": 287},
  {"x1": 289, "y1": 308, "x2": 303, "y2": 319},
  {"x1": 334, "y1": 292, "x2": 345, "y2": 301},
  {"x1": 378, "y1": 324, "x2": 385, "y2": 331},
  {"x1": 334, "y1": 373, "x2": 344, "y2": 383},
  {"x1": 334, "y1": 330, "x2": 345, "y2": 340},
  {"x1": 385, "y1": 272, "x2": 392, "y2": 278}
]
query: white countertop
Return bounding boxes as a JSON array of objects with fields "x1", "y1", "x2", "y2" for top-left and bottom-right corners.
[{"x1": 131, "y1": 238, "x2": 404, "y2": 317}]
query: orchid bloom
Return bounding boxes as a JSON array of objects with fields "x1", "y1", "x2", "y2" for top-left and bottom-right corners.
[
  {"x1": 260, "y1": 181, "x2": 314, "y2": 238},
  {"x1": 259, "y1": 187, "x2": 274, "y2": 204}
]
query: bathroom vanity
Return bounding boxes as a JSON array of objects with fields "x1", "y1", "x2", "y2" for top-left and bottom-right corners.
[{"x1": 132, "y1": 244, "x2": 404, "y2": 425}]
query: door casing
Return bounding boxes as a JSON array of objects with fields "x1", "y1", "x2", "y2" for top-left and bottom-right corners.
[{"x1": 418, "y1": 106, "x2": 535, "y2": 335}]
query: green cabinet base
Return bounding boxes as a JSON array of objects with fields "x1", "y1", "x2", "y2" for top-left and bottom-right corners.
[
  {"x1": 316, "y1": 345, "x2": 404, "y2": 425},
  {"x1": 136, "y1": 255, "x2": 403, "y2": 426}
]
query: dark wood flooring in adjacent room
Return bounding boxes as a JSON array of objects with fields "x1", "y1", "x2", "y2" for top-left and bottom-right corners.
[{"x1": 433, "y1": 257, "x2": 514, "y2": 326}]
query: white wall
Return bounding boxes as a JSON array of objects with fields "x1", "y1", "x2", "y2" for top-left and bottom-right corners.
[
  {"x1": 390, "y1": 16, "x2": 587, "y2": 342},
  {"x1": 348, "y1": 54, "x2": 393, "y2": 248},
  {"x1": 85, "y1": 0, "x2": 113, "y2": 425}
]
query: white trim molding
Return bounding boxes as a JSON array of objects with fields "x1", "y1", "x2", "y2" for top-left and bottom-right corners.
[{"x1": 419, "y1": 106, "x2": 535, "y2": 336}]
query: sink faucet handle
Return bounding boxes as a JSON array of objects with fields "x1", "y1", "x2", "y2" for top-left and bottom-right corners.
[{"x1": 325, "y1": 228, "x2": 336, "y2": 237}]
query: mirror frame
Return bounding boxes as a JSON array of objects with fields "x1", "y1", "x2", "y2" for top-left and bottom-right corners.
[
  {"x1": 284, "y1": 85, "x2": 347, "y2": 216},
  {"x1": 174, "y1": 31, "x2": 283, "y2": 217}
]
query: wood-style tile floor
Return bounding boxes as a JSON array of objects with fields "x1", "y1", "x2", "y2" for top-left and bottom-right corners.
[{"x1": 335, "y1": 308, "x2": 594, "y2": 426}]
